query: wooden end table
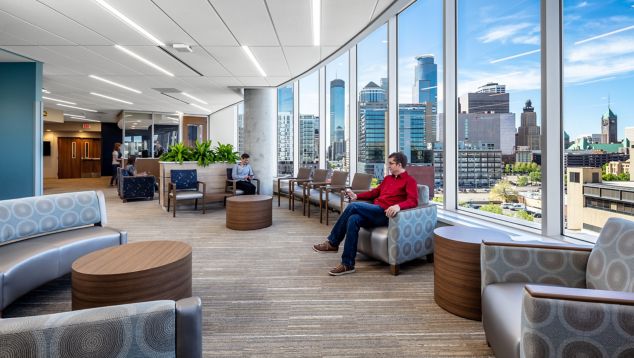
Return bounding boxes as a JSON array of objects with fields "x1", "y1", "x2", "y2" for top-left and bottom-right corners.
[
  {"x1": 433, "y1": 226, "x2": 511, "y2": 320},
  {"x1": 226, "y1": 195, "x2": 273, "y2": 230},
  {"x1": 71, "y1": 241, "x2": 192, "y2": 310}
]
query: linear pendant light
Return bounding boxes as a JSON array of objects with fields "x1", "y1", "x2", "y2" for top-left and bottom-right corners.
[
  {"x1": 312, "y1": 0, "x2": 321, "y2": 46},
  {"x1": 241, "y1": 46, "x2": 267, "y2": 77},
  {"x1": 89, "y1": 75, "x2": 142, "y2": 93},
  {"x1": 115, "y1": 45, "x2": 175, "y2": 77},
  {"x1": 182, "y1": 92, "x2": 208, "y2": 105},
  {"x1": 90, "y1": 92, "x2": 133, "y2": 105},
  {"x1": 92, "y1": 0, "x2": 165, "y2": 46},
  {"x1": 57, "y1": 104, "x2": 98, "y2": 112},
  {"x1": 43, "y1": 96, "x2": 76, "y2": 105}
]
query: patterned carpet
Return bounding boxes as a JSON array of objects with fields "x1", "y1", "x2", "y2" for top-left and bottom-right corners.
[{"x1": 3, "y1": 178, "x2": 494, "y2": 357}]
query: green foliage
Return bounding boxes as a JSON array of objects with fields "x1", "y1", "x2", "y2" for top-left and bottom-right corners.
[
  {"x1": 529, "y1": 170, "x2": 541, "y2": 183},
  {"x1": 515, "y1": 210, "x2": 534, "y2": 222},
  {"x1": 215, "y1": 142, "x2": 240, "y2": 163},
  {"x1": 192, "y1": 140, "x2": 215, "y2": 167},
  {"x1": 479, "y1": 204, "x2": 502, "y2": 215},
  {"x1": 160, "y1": 143, "x2": 193, "y2": 164},
  {"x1": 505, "y1": 164, "x2": 512, "y2": 174},
  {"x1": 517, "y1": 176, "x2": 529, "y2": 187},
  {"x1": 432, "y1": 195, "x2": 443, "y2": 203},
  {"x1": 371, "y1": 178, "x2": 379, "y2": 188},
  {"x1": 513, "y1": 162, "x2": 540, "y2": 174},
  {"x1": 602, "y1": 172, "x2": 630, "y2": 181},
  {"x1": 489, "y1": 180, "x2": 517, "y2": 203}
]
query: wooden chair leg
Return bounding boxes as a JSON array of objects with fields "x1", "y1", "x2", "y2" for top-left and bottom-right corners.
[
  {"x1": 202, "y1": 196, "x2": 206, "y2": 214},
  {"x1": 173, "y1": 197, "x2": 176, "y2": 217},
  {"x1": 194, "y1": 199, "x2": 198, "y2": 210},
  {"x1": 167, "y1": 196, "x2": 171, "y2": 212},
  {"x1": 390, "y1": 264, "x2": 400, "y2": 276}
]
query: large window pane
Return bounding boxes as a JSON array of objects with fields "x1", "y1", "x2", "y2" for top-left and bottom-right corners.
[
  {"x1": 152, "y1": 114, "x2": 179, "y2": 158},
  {"x1": 397, "y1": 0, "x2": 443, "y2": 199},
  {"x1": 299, "y1": 72, "x2": 320, "y2": 169},
  {"x1": 123, "y1": 112, "x2": 152, "y2": 158},
  {"x1": 563, "y1": 0, "x2": 634, "y2": 241},
  {"x1": 237, "y1": 102, "x2": 244, "y2": 153},
  {"x1": 277, "y1": 85, "x2": 294, "y2": 175},
  {"x1": 358, "y1": 25, "x2": 388, "y2": 181},
  {"x1": 326, "y1": 53, "x2": 349, "y2": 172},
  {"x1": 457, "y1": 0, "x2": 541, "y2": 225}
]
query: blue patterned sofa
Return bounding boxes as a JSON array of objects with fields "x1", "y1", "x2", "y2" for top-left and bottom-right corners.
[
  {"x1": 118, "y1": 167, "x2": 156, "y2": 202},
  {"x1": 357, "y1": 184, "x2": 438, "y2": 275},
  {"x1": 0, "y1": 191, "x2": 127, "y2": 315},
  {"x1": 0, "y1": 297, "x2": 202, "y2": 357},
  {"x1": 481, "y1": 217, "x2": 634, "y2": 358}
]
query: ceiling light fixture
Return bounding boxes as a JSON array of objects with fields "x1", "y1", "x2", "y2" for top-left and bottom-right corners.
[
  {"x1": 89, "y1": 75, "x2": 142, "y2": 93},
  {"x1": 171, "y1": 43, "x2": 193, "y2": 53},
  {"x1": 312, "y1": 0, "x2": 321, "y2": 46},
  {"x1": 115, "y1": 45, "x2": 175, "y2": 77},
  {"x1": 190, "y1": 103, "x2": 211, "y2": 113},
  {"x1": 182, "y1": 92, "x2": 208, "y2": 105},
  {"x1": 43, "y1": 96, "x2": 76, "y2": 105},
  {"x1": 57, "y1": 104, "x2": 98, "y2": 112},
  {"x1": 42, "y1": 89, "x2": 51, "y2": 94},
  {"x1": 64, "y1": 113, "x2": 85, "y2": 118},
  {"x1": 90, "y1": 92, "x2": 133, "y2": 105},
  {"x1": 241, "y1": 45, "x2": 267, "y2": 77},
  {"x1": 92, "y1": 0, "x2": 165, "y2": 46},
  {"x1": 72, "y1": 117, "x2": 100, "y2": 122}
]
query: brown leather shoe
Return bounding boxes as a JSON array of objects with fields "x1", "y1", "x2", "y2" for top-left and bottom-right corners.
[
  {"x1": 313, "y1": 240, "x2": 338, "y2": 253},
  {"x1": 328, "y1": 264, "x2": 355, "y2": 276}
]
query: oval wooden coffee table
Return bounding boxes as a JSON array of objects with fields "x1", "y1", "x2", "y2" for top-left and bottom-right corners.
[
  {"x1": 72, "y1": 240, "x2": 192, "y2": 310},
  {"x1": 433, "y1": 226, "x2": 511, "y2": 321},
  {"x1": 226, "y1": 195, "x2": 273, "y2": 230}
]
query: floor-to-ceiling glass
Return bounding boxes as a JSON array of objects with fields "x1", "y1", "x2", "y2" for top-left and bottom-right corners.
[
  {"x1": 299, "y1": 72, "x2": 320, "y2": 169},
  {"x1": 325, "y1": 53, "x2": 350, "y2": 172},
  {"x1": 277, "y1": 85, "x2": 294, "y2": 175},
  {"x1": 152, "y1": 114, "x2": 179, "y2": 157},
  {"x1": 123, "y1": 112, "x2": 152, "y2": 158},
  {"x1": 357, "y1": 25, "x2": 388, "y2": 183},
  {"x1": 562, "y1": 0, "x2": 634, "y2": 241},
  {"x1": 457, "y1": 0, "x2": 542, "y2": 225},
  {"x1": 237, "y1": 102, "x2": 244, "y2": 153}
]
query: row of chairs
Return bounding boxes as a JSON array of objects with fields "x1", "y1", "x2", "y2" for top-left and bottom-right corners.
[{"x1": 276, "y1": 168, "x2": 373, "y2": 225}]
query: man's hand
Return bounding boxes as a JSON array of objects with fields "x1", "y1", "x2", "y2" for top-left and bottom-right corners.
[
  {"x1": 385, "y1": 204, "x2": 401, "y2": 218},
  {"x1": 345, "y1": 189, "x2": 357, "y2": 201}
]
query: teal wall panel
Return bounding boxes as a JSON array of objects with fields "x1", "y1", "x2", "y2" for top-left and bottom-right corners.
[{"x1": 0, "y1": 62, "x2": 43, "y2": 199}]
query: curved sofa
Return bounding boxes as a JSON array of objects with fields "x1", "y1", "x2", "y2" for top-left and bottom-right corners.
[
  {"x1": 0, "y1": 190, "x2": 127, "y2": 315},
  {"x1": 0, "y1": 297, "x2": 202, "y2": 358}
]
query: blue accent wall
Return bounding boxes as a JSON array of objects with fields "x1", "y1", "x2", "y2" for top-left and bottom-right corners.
[{"x1": 0, "y1": 62, "x2": 43, "y2": 199}]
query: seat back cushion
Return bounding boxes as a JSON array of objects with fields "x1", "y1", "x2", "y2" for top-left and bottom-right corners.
[
  {"x1": 0, "y1": 191, "x2": 102, "y2": 246},
  {"x1": 312, "y1": 169, "x2": 329, "y2": 183},
  {"x1": 351, "y1": 173, "x2": 373, "y2": 191},
  {"x1": 330, "y1": 171, "x2": 349, "y2": 187},
  {"x1": 586, "y1": 217, "x2": 634, "y2": 292},
  {"x1": 171, "y1": 169, "x2": 198, "y2": 190},
  {"x1": 417, "y1": 185, "x2": 430, "y2": 206},
  {"x1": 297, "y1": 167, "x2": 312, "y2": 180}
]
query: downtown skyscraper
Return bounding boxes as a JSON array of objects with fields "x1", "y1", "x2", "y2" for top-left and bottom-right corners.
[
  {"x1": 359, "y1": 81, "x2": 387, "y2": 177},
  {"x1": 329, "y1": 79, "x2": 346, "y2": 162}
]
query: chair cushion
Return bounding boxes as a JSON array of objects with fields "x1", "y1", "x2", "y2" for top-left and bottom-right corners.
[
  {"x1": 171, "y1": 170, "x2": 197, "y2": 190},
  {"x1": 586, "y1": 217, "x2": 634, "y2": 292},
  {"x1": 308, "y1": 189, "x2": 321, "y2": 204},
  {"x1": 170, "y1": 191, "x2": 204, "y2": 200},
  {"x1": 482, "y1": 283, "x2": 526, "y2": 358},
  {"x1": 357, "y1": 227, "x2": 389, "y2": 262},
  {"x1": 327, "y1": 193, "x2": 343, "y2": 211}
]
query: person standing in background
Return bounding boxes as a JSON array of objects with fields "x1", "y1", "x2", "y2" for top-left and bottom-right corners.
[{"x1": 109, "y1": 142, "x2": 122, "y2": 186}]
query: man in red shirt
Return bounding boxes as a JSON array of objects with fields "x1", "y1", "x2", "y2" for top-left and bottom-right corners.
[{"x1": 313, "y1": 152, "x2": 418, "y2": 276}]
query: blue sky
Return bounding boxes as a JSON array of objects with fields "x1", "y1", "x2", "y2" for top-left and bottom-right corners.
[{"x1": 289, "y1": 0, "x2": 634, "y2": 141}]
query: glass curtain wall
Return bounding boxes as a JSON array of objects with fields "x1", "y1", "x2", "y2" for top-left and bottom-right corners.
[
  {"x1": 397, "y1": 0, "x2": 443, "y2": 198},
  {"x1": 563, "y1": 0, "x2": 634, "y2": 241},
  {"x1": 122, "y1": 112, "x2": 152, "y2": 158},
  {"x1": 152, "y1": 114, "x2": 179, "y2": 158},
  {"x1": 325, "y1": 53, "x2": 350, "y2": 172},
  {"x1": 277, "y1": 85, "x2": 294, "y2": 175},
  {"x1": 457, "y1": 0, "x2": 542, "y2": 226},
  {"x1": 299, "y1": 72, "x2": 320, "y2": 169},
  {"x1": 357, "y1": 25, "x2": 388, "y2": 182},
  {"x1": 237, "y1": 102, "x2": 244, "y2": 153}
]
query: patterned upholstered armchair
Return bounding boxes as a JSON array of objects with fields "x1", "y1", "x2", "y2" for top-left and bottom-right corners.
[
  {"x1": 167, "y1": 169, "x2": 206, "y2": 217},
  {"x1": 117, "y1": 167, "x2": 155, "y2": 202},
  {"x1": 481, "y1": 217, "x2": 634, "y2": 358},
  {"x1": 0, "y1": 297, "x2": 202, "y2": 357},
  {"x1": 356, "y1": 184, "x2": 437, "y2": 275}
]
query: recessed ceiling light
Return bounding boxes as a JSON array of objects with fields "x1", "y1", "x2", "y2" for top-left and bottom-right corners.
[
  {"x1": 80, "y1": 118, "x2": 100, "y2": 122},
  {"x1": 241, "y1": 46, "x2": 267, "y2": 77},
  {"x1": 92, "y1": 0, "x2": 165, "y2": 46},
  {"x1": 43, "y1": 96, "x2": 76, "y2": 105},
  {"x1": 190, "y1": 103, "x2": 211, "y2": 112},
  {"x1": 46, "y1": 129, "x2": 51, "y2": 132},
  {"x1": 312, "y1": 0, "x2": 321, "y2": 46},
  {"x1": 166, "y1": 116, "x2": 179, "y2": 120},
  {"x1": 64, "y1": 113, "x2": 85, "y2": 118},
  {"x1": 89, "y1": 75, "x2": 142, "y2": 93},
  {"x1": 42, "y1": 89, "x2": 51, "y2": 94},
  {"x1": 182, "y1": 92, "x2": 208, "y2": 105},
  {"x1": 57, "y1": 104, "x2": 98, "y2": 112},
  {"x1": 90, "y1": 92, "x2": 133, "y2": 105},
  {"x1": 115, "y1": 45, "x2": 174, "y2": 77}
]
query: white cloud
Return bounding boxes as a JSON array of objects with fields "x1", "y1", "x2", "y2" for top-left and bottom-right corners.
[
  {"x1": 564, "y1": 58, "x2": 634, "y2": 84},
  {"x1": 567, "y1": 38, "x2": 634, "y2": 62},
  {"x1": 458, "y1": 68, "x2": 540, "y2": 95},
  {"x1": 478, "y1": 23, "x2": 534, "y2": 44},
  {"x1": 576, "y1": 1, "x2": 589, "y2": 8}
]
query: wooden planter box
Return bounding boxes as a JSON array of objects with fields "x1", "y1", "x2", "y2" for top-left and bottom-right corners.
[{"x1": 159, "y1": 162, "x2": 232, "y2": 208}]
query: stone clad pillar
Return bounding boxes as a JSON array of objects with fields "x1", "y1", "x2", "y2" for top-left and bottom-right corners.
[{"x1": 243, "y1": 88, "x2": 276, "y2": 195}]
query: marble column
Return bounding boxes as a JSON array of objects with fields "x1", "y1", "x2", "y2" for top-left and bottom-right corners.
[{"x1": 243, "y1": 88, "x2": 276, "y2": 195}]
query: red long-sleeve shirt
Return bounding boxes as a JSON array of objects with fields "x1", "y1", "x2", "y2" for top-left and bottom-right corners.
[{"x1": 356, "y1": 171, "x2": 418, "y2": 210}]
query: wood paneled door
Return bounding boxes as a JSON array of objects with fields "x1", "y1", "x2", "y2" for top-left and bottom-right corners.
[{"x1": 58, "y1": 138, "x2": 101, "y2": 179}]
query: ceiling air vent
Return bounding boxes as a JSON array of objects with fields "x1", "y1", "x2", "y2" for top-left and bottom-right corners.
[{"x1": 152, "y1": 88, "x2": 181, "y2": 93}]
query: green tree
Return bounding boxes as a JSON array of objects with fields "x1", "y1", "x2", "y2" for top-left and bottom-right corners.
[
  {"x1": 517, "y1": 176, "x2": 529, "y2": 187},
  {"x1": 529, "y1": 162, "x2": 538, "y2": 172},
  {"x1": 505, "y1": 164, "x2": 512, "y2": 174},
  {"x1": 432, "y1": 195, "x2": 443, "y2": 203},
  {"x1": 480, "y1": 204, "x2": 503, "y2": 215},
  {"x1": 515, "y1": 210, "x2": 534, "y2": 222},
  {"x1": 489, "y1": 180, "x2": 517, "y2": 203},
  {"x1": 529, "y1": 170, "x2": 541, "y2": 183}
]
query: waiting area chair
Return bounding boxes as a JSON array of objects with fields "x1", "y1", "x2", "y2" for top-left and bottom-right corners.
[
  {"x1": 276, "y1": 167, "x2": 312, "y2": 208},
  {"x1": 117, "y1": 167, "x2": 155, "y2": 202},
  {"x1": 225, "y1": 167, "x2": 260, "y2": 196},
  {"x1": 481, "y1": 217, "x2": 634, "y2": 358},
  {"x1": 292, "y1": 168, "x2": 329, "y2": 215},
  {"x1": 167, "y1": 169, "x2": 206, "y2": 217},
  {"x1": 323, "y1": 172, "x2": 373, "y2": 225},
  {"x1": 306, "y1": 170, "x2": 348, "y2": 222}
]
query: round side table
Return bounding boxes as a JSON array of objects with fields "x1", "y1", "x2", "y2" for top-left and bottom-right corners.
[
  {"x1": 226, "y1": 195, "x2": 273, "y2": 230},
  {"x1": 433, "y1": 226, "x2": 511, "y2": 320}
]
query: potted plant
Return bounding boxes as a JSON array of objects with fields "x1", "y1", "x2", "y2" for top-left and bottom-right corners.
[
  {"x1": 191, "y1": 140, "x2": 216, "y2": 167},
  {"x1": 159, "y1": 143, "x2": 193, "y2": 164},
  {"x1": 214, "y1": 142, "x2": 240, "y2": 163}
]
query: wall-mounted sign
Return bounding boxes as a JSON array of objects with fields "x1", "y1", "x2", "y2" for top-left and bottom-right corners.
[{"x1": 82, "y1": 123, "x2": 91, "y2": 129}]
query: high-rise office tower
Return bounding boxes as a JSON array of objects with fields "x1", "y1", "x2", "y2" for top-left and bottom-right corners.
[
  {"x1": 329, "y1": 79, "x2": 345, "y2": 161},
  {"x1": 411, "y1": 55, "x2": 437, "y2": 104},
  {"x1": 515, "y1": 99, "x2": 540, "y2": 150},
  {"x1": 299, "y1": 114, "x2": 318, "y2": 166},
  {"x1": 459, "y1": 82, "x2": 509, "y2": 114},
  {"x1": 277, "y1": 86, "x2": 294, "y2": 175},
  {"x1": 601, "y1": 106, "x2": 618, "y2": 144},
  {"x1": 359, "y1": 81, "x2": 387, "y2": 177}
]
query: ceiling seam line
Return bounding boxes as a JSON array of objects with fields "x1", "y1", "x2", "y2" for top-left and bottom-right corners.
[{"x1": 263, "y1": 0, "x2": 292, "y2": 84}]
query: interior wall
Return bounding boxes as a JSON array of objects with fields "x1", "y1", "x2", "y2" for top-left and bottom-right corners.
[
  {"x1": 43, "y1": 122, "x2": 101, "y2": 179},
  {"x1": 209, "y1": 105, "x2": 237, "y2": 146}
]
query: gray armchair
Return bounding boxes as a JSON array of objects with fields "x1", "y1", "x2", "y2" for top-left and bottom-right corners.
[
  {"x1": 276, "y1": 167, "x2": 312, "y2": 208},
  {"x1": 0, "y1": 297, "x2": 202, "y2": 358},
  {"x1": 357, "y1": 184, "x2": 437, "y2": 275},
  {"x1": 481, "y1": 217, "x2": 634, "y2": 358}
]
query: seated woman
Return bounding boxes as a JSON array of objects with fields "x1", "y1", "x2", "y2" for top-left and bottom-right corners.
[
  {"x1": 124, "y1": 155, "x2": 147, "y2": 176},
  {"x1": 231, "y1": 153, "x2": 256, "y2": 195}
]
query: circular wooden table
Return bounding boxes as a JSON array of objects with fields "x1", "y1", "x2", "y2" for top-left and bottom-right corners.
[
  {"x1": 226, "y1": 195, "x2": 273, "y2": 230},
  {"x1": 433, "y1": 226, "x2": 511, "y2": 321},
  {"x1": 71, "y1": 241, "x2": 192, "y2": 310}
]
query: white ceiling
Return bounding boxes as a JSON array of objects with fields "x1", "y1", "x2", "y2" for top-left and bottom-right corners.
[{"x1": 0, "y1": 0, "x2": 395, "y2": 122}]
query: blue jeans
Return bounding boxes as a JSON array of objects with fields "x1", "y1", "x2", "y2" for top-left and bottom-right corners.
[{"x1": 327, "y1": 202, "x2": 389, "y2": 267}]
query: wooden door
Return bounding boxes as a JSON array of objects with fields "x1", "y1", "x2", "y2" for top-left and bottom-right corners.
[{"x1": 58, "y1": 138, "x2": 82, "y2": 178}]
